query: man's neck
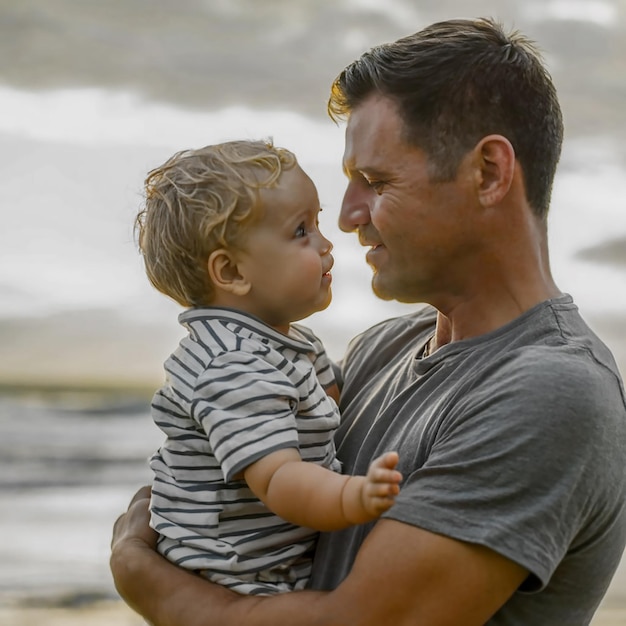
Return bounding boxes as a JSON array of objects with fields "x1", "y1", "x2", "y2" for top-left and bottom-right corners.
[{"x1": 431, "y1": 282, "x2": 562, "y2": 351}]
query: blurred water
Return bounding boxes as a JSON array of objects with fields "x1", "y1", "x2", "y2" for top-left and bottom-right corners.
[{"x1": 0, "y1": 394, "x2": 162, "y2": 600}]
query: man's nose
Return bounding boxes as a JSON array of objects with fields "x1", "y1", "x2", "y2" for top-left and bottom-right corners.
[{"x1": 338, "y1": 182, "x2": 370, "y2": 233}]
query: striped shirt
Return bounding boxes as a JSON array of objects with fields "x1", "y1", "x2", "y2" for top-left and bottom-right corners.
[{"x1": 149, "y1": 307, "x2": 341, "y2": 595}]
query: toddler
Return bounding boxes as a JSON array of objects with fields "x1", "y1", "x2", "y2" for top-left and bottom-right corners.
[{"x1": 136, "y1": 139, "x2": 401, "y2": 595}]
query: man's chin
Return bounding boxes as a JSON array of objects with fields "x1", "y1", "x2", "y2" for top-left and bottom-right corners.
[
  {"x1": 371, "y1": 276, "x2": 423, "y2": 304},
  {"x1": 370, "y1": 277, "x2": 396, "y2": 302}
]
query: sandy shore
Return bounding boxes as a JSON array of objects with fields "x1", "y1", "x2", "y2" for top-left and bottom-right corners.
[
  {"x1": 0, "y1": 599, "x2": 625, "y2": 625},
  {"x1": 0, "y1": 601, "x2": 142, "y2": 626}
]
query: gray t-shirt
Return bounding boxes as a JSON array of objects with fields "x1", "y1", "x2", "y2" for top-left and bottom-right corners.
[{"x1": 309, "y1": 295, "x2": 626, "y2": 625}]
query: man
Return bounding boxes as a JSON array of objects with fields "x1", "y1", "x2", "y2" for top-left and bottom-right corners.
[{"x1": 111, "y1": 17, "x2": 626, "y2": 625}]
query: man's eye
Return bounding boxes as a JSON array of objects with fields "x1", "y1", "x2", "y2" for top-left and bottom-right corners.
[
  {"x1": 368, "y1": 180, "x2": 385, "y2": 193},
  {"x1": 295, "y1": 223, "x2": 307, "y2": 238}
]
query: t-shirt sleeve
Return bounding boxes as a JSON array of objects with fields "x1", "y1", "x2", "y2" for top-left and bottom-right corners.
[
  {"x1": 190, "y1": 350, "x2": 300, "y2": 482},
  {"x1": 385, "y1": 348, "x2": 614, "y2": 590}
]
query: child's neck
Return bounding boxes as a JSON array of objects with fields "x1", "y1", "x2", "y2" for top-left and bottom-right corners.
[{"x1": 208, "y1": 295, "x2": 292, "y2": 336}]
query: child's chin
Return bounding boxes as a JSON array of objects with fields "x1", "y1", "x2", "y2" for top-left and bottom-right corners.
[{"x1": 318, "y1": 290, "x2": 333, "y2": 310}]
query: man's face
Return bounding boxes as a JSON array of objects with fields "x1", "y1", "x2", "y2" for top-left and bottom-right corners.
[{"x1": 339, "y1": 95, "x2": 479, "y2": 305}]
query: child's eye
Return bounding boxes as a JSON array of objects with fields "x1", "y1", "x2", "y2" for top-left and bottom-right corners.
[{"x1": 295, "y1": 223, "x2": 307, "y2": 238}]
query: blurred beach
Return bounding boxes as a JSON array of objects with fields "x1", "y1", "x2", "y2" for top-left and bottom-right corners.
[{"x1": 0, "y1": 0, "x2": 625, "y2": 623}]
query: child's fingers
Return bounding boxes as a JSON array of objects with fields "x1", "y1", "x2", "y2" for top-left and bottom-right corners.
[
  {"x1": 364, "y1": 453, "x2": 402, "y2": 515},
  {"x1": 377, "y1": 451, "x2": 399, "y2": 470},
  {"x1": 369, "y1": 494, "x2": 398, "y2": 512},
  {"x1": 365, "y1": 480, "x2": 400, "y2": 498},
  {"x1": 387, "y1": 451, "x2": 400, "y2": 468},
  {"x1": 368, "y1": 465, "x2": 403, "y2": 485}
]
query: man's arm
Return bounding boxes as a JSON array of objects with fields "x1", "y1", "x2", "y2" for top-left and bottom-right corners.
[
  {"x1": 111, "y1": 488, "x2": 528, "y2": 626},
  {"x1": 243, "y1": 449, "x2": 401, "y2": 529}
]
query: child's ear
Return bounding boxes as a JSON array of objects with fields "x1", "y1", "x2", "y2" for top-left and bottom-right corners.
[{"x1": 207, "y1": 249, "x2": 251, "y2": 296}]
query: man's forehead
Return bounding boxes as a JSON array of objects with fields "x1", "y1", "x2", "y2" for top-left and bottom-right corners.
[
  {"x1": 342, "y1": 96, "x2": 404, "y2": 171},
  {"x1": 347, "y1": 97, "x2": 397, "y2": 137}
]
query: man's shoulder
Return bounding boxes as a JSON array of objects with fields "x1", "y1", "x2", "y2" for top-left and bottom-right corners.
[
  {"x1": 347, "y1": 306, "x2": 437, "y2": 354},
  {"x1": 338, "y1": 307, "x2": 437, "y2": 390},
  {"x1": 502, "y1": 342, "x2": 625, "y2": 416}
]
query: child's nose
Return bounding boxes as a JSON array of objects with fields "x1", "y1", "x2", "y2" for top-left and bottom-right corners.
[{"x1": 319, "y1": 233, "x2": 333, "y2": 255}]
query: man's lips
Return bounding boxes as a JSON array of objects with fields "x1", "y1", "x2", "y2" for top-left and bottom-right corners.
[
  {"x1": 358, "y1": 236, "x2": 383, "y2": 249},
  {"x1": 365, "y1": 244, "x2": 384, "y2": 266}
]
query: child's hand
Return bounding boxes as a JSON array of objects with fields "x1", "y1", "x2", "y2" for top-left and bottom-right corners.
[{"x1": 361, "y1": 451, "x2": 402, "y2": 516}]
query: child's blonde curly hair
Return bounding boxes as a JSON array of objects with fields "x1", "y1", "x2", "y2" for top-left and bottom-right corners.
[{"x1": 135, "y1": 139, "x2": 297, "y2": 307}]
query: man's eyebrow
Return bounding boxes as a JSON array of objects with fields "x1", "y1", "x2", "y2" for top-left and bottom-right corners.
[
  {"x1": 344, "y1": 163, "x2": 386, "y2": 180},
  {"x1": 342, "y1": 163, "x2": 372, "y2": 178}
]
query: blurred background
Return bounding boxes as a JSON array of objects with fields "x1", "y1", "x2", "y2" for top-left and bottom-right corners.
[{"x1": 0, "y1": 0, "x2": 625, "y2": 623}]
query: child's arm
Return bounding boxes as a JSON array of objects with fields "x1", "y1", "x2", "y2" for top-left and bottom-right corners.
[{"x1": 243, "y1": 449, "x2": 402, "y2": 531}]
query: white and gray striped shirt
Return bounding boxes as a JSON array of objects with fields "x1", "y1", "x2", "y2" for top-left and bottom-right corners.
[{"x1": 149, "y1": 307, "x2": 341, "y2": 595}]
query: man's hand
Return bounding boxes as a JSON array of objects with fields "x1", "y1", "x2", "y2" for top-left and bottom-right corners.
[
  {"x1": 111, "y1": 485, "x2": 157, "y2": 554},
  {"x1": 110, "y1": 485, "x2": 164, "y2": 618},
  {"x1": 109, "y1": 486, "x2": 262, "y2": 626}
]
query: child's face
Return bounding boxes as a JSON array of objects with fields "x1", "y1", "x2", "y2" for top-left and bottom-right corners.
[{"x1": 236, "y1": 165, "x2": 334, "y2": 330}]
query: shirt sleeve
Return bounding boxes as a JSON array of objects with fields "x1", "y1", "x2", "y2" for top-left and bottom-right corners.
[{"x1": 190, "y1": 350, "x2": 300, "y2": 482}]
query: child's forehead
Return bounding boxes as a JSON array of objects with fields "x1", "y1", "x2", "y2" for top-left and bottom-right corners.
[
  {"x1": 262, "y1": 165, "x2": 319, "y2": 200},
  {"x1": 256, "y1": 166, "x2": 321, "y2": 220}
]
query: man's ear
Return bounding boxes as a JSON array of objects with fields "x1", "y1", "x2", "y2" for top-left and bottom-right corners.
[
  {"x1": 473, "y1": 134, "x2": 516, "y2": 207},
  {"x1": 207, "y1": 248, "x2": 251, "y2": 296}
]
